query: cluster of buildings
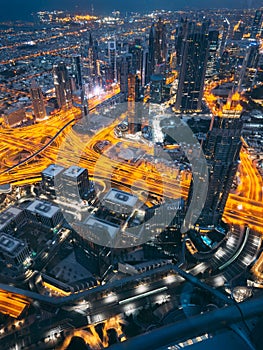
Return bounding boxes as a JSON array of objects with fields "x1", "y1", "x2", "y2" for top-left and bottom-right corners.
[
  {"x1": 0, "y1": 8, "x2": 262, "y2": 126},
  {"x1": 0, "y1": 6, "x2": 263, "y2": 350}
]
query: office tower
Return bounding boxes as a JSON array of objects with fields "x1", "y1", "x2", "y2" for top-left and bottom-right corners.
[
  {"x1": 218, "y1": 50, "x2": 233, "y2": 79},
  {"x1": 129, "y1": 43, "x2": 143, "y2": 78},
  {"x1": 30, "y1": 80, "x2": 46, "y2": 119},
  {"x1": 148, "y1": 17, "x2": 167, "y2": 77},
  {"x1": 81, "y1": 88, "x2": 89, "y2": 117},
  {"x1": 25, "y1": 200, "x2": 63, "y2": 228},
  {"x1": 142, "y1": 48, "x2": 150, "y2": 85},
  {"x1": 175, "y1": 21, "x2": 210, "y2": 113},
  {"x1": 238, "y1": 43, "x2": 260, "y2": 91},
  {"x1": 206, "y1": 30, "x2": 219, "y2": 79},
  {"x1": 87, "y1": 32, "x2": 99, "y2": 80},
  {"x1": 0, "y1": 232, "x2": 31, "y2": 270},
  {"x1": 108, "y1": 40, "x2": 117, "y2": 82},
  {"x1": 127, "y1": 74, "x2": 141, "y2": 134},
  {"x1": 206, "y1": 30, "x2": 219, "y2": 78},
  {"x1": 251, "y1": 9, "x2": 263, "y2": 39},
  {"x1": 41, "y1": 164, "x2": 65, "y2": 198},
  {"x1": 197, "y1": 93, "x2": 243, "y2": 228},
  {"x1": 119, "y1": 53, "x2": 133, "y2": 97},
  {"x1": 0, "y1": 207, "x2": 26, "y2": 234},
  {"x1": 150, "y1": 74, "x2": 166, "y2": 104},
  {"x1": 53, "y1": 62, "x2": 72, "y2": 109},
  {"x1": 218, "y1": 18, "x2": 230, "y2": 57},
  {"x1": 61, "y1": 166, "x2": 89, "y2": 202},
  {"x1": 174, "y1": 17, "x2": 189, "y2": 68},
  {"x1": 71, "y1": 55, "x2": 82, "y2": 91}
]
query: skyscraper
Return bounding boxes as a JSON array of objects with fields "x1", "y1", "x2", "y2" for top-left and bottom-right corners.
[
  {"x1": 71, "y1": 55, "x2": 82, "y2": 91},
  {"x1": 53, "y1": 62, "x2": 72, "y2": 110},
  {"x1": 206, "y1": 30, "x2": 219, "y2": 79},
  {"x1": 148, "y1": 17, "x2": 167, "y2": 78},
  {"x1": 175, "y1": 21, "x2": 210, "y2": 113},
  {"x1": 108, "y1": 40, "x2": 117, "y2": 83},
  {"x1": 197, "y1": 93, "x2": 243, "y2": 228},
  {"x1": 119, "y1": 53, "x2": 133, "y2": 97},
  {"x1": 218, "y1": 18, "x2": 230, "y2": 57},
  {"x1": 150, "y1": 74, "x2": 166, "y2": 104},
  {"x1": 87, "y1": 32, "x2": 99, "y2": 79},
  {"x1": 30, "y1": 80, "x2": 46, "y2": 120}
]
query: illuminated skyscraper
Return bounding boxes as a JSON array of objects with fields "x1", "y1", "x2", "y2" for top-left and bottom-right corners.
[
  {"x1": 150, "y1": 74, "x2": 166, "y2": 104},
  {"x1": 206, "y1": 30, "x2": 219, "y2": 79},
  {"x1": 87, "y1": 32, "x2": 99, "y2": 78},
  {"x1": 61, "y1": 166, "x2": 89, "y2": 202},
  {"x1": 197, "y1": 93, "x2": 243, "y2": 228},
  {"x1": 218, "y1": 18, "x2": 230, "y2": 57},
  {"x1": 108, "y1": 40, "x2": 117, "y2": 82},
  {"x1": 119, "y1": 53, "x2": 133, "y2": 97},
  {"x1": 175, "y1": 21, "x2": 210, "y2": 113},
  {"x1": 53, "y1": 62, "x2": 72, "y2": 110},
  {"x1": 71, "y1": 55, "x2": 82, "y2": 91},
  {"x1": 148, "y1": 17, "x2": 167, "y2": 77},
  {"x1": 30, "y1": 80, "x2": 46, "y2": 120}
]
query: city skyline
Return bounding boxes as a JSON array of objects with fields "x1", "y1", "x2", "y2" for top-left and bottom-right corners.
[{"x1": 0, "y1": 0, "x2": 262, "y2": 21}]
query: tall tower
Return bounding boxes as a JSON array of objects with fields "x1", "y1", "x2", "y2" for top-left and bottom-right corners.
[
  {"x1": 71, "y1": 55, "x2": 82, "y2": 91},
  {"x1": 53, "y1": 62, "x2": 72, "y2": 110},
  {"x1": 148, "y1": 17, "x2": 167, "y2": 77},
  {"x1": 206, "y1": 30, "x2": 219, "y2": 79},
  {"x1": 119, "y1": 53, "x2": 133, "y2": 97},
  {"x1": 175, "y1": 21, "x2": 210, "y2": 113},
  {"x1": 108, "y1": 40, "x2": 117, "y2": 83},
  {"x1": 218, "y1": 18, "x2": 230, "y2": 57},
  {"x1": 197, "y1": 92, "x2": 243, "y2": 228},
  {"x1": 30, "y1": 80, "x2": 46, "y2": 120}
]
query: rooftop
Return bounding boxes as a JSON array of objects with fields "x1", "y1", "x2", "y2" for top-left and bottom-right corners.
[
  {"x1": 0, "y1": 232, "x2": 26, "y2": 256},
  {"x1": 0, "y1": 207, "x2": 23, "y2": 231},
  {"x1": 103, "y1": 189, "x2": 138, "y2": 208},
  {"x1": 62, "y1": 165, "x2": 87, "y2": 179},
  {"x1": 84, "y1": 216, "x2": 120, "y2": 239},
  {"x1": 26, "y1": 200, "x2": 61, "y2": 218},
  {"x1": 42, "y1": 163, "x2": 65, "y2": 178}
]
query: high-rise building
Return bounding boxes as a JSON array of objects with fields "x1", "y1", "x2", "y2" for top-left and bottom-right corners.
[
  {"x1": 218, "y1": 18, "x2": 230, "y2": 57},
  {"x1": 142, "y1": 48, "x2": 150, "y2": 85},
  {"x1": 61, "y1": 165, "x2": 89, "y2": 202},
  {"x1": 26, "y1": 200, "x2": 63, "y2": 228},
  {"x1": 251, "y1": 9, "x2": 263, "y2": 39},
  {"x1": 128, "y1": 73, "x2": 141, "y2": 102},
  {"x1": 148, "y1": 17, "x2": 167, "y2": 77},
  {"x1": 175, "y1": 21, "x2": 210, "y2": 113},
  {"x1": 119, "y1": 53, "x2": 133, "y2": 97},
  {"x1": 129, "y1": 44, "x2": 143, "y2": 77},
  {"x1": 108, "y1": 40, "x2": 117, "y2": 83},
  {"x1": 87, "y1": 32, "x2": 99, "y2": 79},
  {"x1": 150, "y1": 74, "x2": 166, "y2": 104},
  {"x1": 71, "y1": 55, "x2": 82, "y2": 91},
  {"x1": 53, "y1": 62, "x2": 72, "y2": 110},
  {"x1": 30, "y1": 80, "x2": 46, "y2": 119},
  {"x1": 206, "y1": 30, "x2": 219, "y2": 79},
  {"x1": 237, "y1": 43, "x2": 260, "y2": 91},
  {"x1": 197, "y1": 93, "x2": 243, "y2": 228},
  {"x1": 174, "y1": 17, "x2": 189, "y2": 68},
  {"x1": 41, "y1": 164, "x2": 65, "y2": 198},
  {"x1": 0, "y1": 232, "x2": 31, "y2": 270},
  {"x1": 218, "y1": 50, "x2": 235, "y2": 79}
]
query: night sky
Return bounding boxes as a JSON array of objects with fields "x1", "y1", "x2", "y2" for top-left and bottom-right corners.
[{"x1": 0, "y1": 0, "x2": 261, "y2": 21}]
